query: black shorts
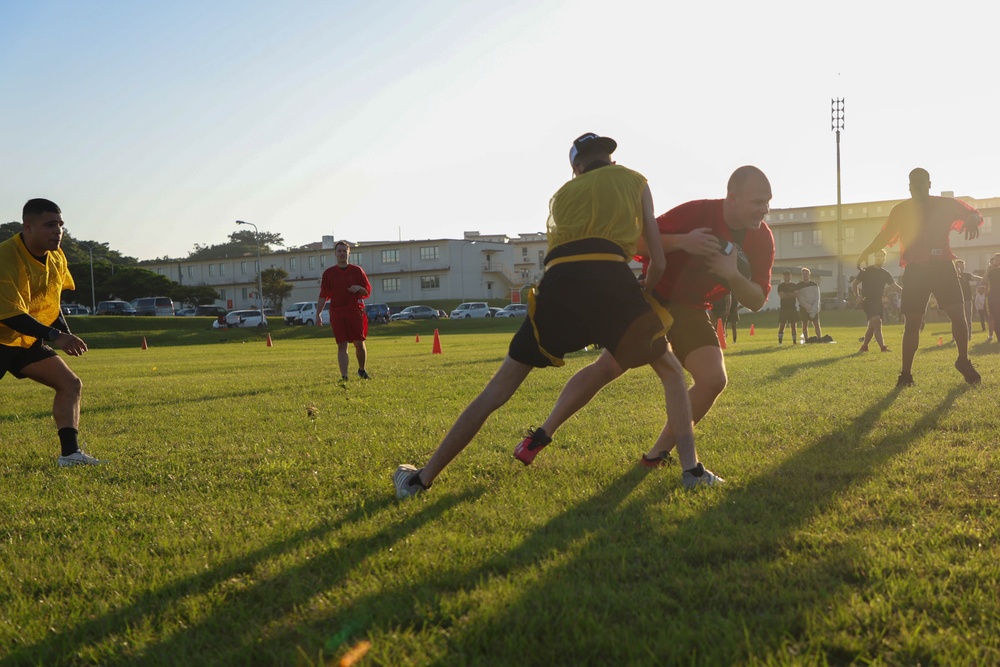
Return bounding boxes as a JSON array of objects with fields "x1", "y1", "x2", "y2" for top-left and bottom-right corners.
[
  {"x1": 900, "y1": 261, "x2": 963, "y2": 316},
  {"x1": 664, "y1": 304, "x2": 718, "y2": 366},
  {"x1": 0, "y1": 340, "x2": 57, "y2": 381},
  {"x1": 862, "y1": 298, "x2": 885, "y2": 320},
  {"x1": 508, "y1": 259, "x2": 667, "y2": 370},
  {"x1": 778, "y1": 307, "x2": 797, "y2": 324}
]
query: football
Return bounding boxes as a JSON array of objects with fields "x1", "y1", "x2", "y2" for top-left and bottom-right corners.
[{"x1": 716, "y1": 237, "x2": 753, "y2": 280}]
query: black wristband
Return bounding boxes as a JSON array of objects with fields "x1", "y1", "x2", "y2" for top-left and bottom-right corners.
[{"x1": 48, "y1": 328, "x2": 63, "y2": 342}]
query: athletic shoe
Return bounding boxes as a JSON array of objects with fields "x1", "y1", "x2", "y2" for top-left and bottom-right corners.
[
  {"x1": 357, "y1": 369, "x2": 371, "y2": 380},
  {"x1": 393, "y1": 465, "x2": 427, "y2": 499},
  {"x1": 340, "y1": 375, "x2": 348, "y2": 382},
  {"x1": 57, "y1": 450, "x2": 105, "y2": 467},
  {"x1": 896, "y1": 371, "x2": 915, "y2": 387},
  {"x1": 955, "y1": 358, "x2": 982, "y2": 385},
  {"x1": 513, "y1": 427, "x2": 552, "y2": 465},
  {"x1": 682, "y1": 462, "x2": 724, "y2": 489},
  {"x1": 859, "y1": 344, "x2": 869, "y2": 353},
  {"x1": 640, "y1": 451, "x2": 675, "y2": 468},
  {"x1": 880, "y1": 346, "x2": 892, "y2": 352}
]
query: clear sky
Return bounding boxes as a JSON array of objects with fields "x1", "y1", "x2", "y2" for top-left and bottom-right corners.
[{"x1": 2, "y1": 0, "x2": 998, "y2": 260}]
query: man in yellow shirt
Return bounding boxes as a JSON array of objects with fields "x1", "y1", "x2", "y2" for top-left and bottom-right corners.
[
  {"x1": 394, "y1": 133, "x2": 717, "y2": 499},
  {"x1": 0, "y1": 199, "x2": 102, "y2": 466}
]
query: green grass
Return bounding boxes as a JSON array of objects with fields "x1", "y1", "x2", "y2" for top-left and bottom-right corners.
[{"x1": 2, "y1": 314, "x2": 999, "y2": 665}]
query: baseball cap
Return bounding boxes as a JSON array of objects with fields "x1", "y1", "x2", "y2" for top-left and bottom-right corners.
[{"x1": 568, "y1": 132, "x2": 617, "y2": 165}]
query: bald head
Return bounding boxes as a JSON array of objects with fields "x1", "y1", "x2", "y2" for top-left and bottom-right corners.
[{"x1": 723, "y1": 166, "x2": 772, "y2": 230}]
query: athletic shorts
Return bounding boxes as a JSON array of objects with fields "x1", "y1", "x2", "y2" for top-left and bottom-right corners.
[
  {"x1": 330, "y1": 306, "x2": 368, "y2": 344},
  {"x1": 799, "y1": 306, "x2": 819, "y2": 321},
  {"x1": 508, "y1": 259, "x2": 667, "y2": 370},
  {"x1": 0, "y1": 340, "x2": 57, "y2": 381},
  {"x1": 778, "y1": 307, "x2": 798, "y2": 324},
  {"x1": 663, "y1": 303, "x2": 718, "y2": 366},
  {"x1": 900, "y1": 261, "x2": 963, "y2": 316},
  {"x1": 862, "y1": 298, "x2": 885, "y2": 320}
]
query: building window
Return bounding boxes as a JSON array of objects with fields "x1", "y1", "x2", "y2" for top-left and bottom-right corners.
[
  {"x1": 187, "y1": 266, "x2": 194, "y2": 278},
  {"x1": 157, "y1": 268, "x2": 162, "y2": 275},
  {"x1": 220, "y1": 289, "x2": 226, "y2": 300},
  {"x1": 209, "y1": 264, "x2": 215, "y2": 277},
  {"x1": 320, "y1": 255, "x2": 327, "y2": 268},
  {"x1": 352, "y1": 253, "x2": 361, "y2": 266},
  {"x1": 844, "y1": 227, "x2": 855, "y2": 244},
  {"x1": 382, "y1": 249, "x2": 399, "y2": 263},
  {"x1": 793, "y1": 231, "x2": 803, "y2": 248},
  {"x1": 308, "y1": 256, "x2": 316, "y2": 270},
  {"x1": 240, "y1": 261, "x2": 247, "y2": 275},
  {"x1": 420, "y1": 275, "x2": 440, "y2": 289},
  {"x1": 812, "y1": 230, "x2": 823, "y2": 246},
  {"x1": 420, "y1": 246, "x2": 439, "y2": 261},
  {"x1": 383, "y1": 278, "x2": 400, "y2": 292},
  {"x1": 538, "y1": 250, "x2": 544, "y2": 269},
  {"x1": 289, "y1": 257, "x2": 297, "y2": 271},
  {"x1": 847, "y1": 208, "x2": 854, "y2": 215},
  {"x1": 241, "y1": 288, "x2": 248, "y2": 299},
  {"x1": 522, "y1": 246, "x2": 528, "y2": 258},
  {"x1": 778, "y1": 214, "x2": 784, "y2": 221},
  {"x1": 876, "y1": 206, "x2": 883, "y2": 213},
  {"x1": 219, "y1": 263, "x2": 225, "y2": 277}
]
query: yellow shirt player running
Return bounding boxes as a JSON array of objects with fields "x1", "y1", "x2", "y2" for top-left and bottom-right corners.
[{"x1": 0, "y1": 199, "x2": 103, "y2": 466}]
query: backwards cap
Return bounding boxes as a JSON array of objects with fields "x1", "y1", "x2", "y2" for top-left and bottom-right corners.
[{"x1": 568, "y1": 132, "x2": 617, "y2": 166}]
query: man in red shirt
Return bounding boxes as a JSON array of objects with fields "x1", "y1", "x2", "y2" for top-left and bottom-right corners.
[
  {"x1": 522, "y1": 166, "x2": 774, "y2": 467},
  {"x1": 856, "y1": 168, "x2": 982, "y2": 386},
  {"x1": 317, "y1": 241, "x2": 372, "y2": 381}
]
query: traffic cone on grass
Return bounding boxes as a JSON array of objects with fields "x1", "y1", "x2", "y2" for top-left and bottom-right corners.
[
  {"x1": 415, "y1": 333, "x2": 420, "y2": 343},
  {"x1": 141, "y1": 336, "x2": 148, "y2": 350},
  {"x1": 266, "y1": 333, "x2": 273, "y2": 347},
  {"x1": 432, "y1": 329, "x2": 442, "y2": 354},
  {"x1": 937, "y1": 336, "x2": 943, "y2": 346},
  {"x1": 749, "y1": 323, "x2": 755, "y2": 336}
]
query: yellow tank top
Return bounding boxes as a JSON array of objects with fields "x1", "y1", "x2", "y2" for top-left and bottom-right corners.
[{"x1": 546, "y1": 164, "x2": 646, "y2": 255}]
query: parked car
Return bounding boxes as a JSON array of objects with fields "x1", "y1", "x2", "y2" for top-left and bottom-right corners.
[
  {"x1": 96, "y1": 300, "x2": 137, "y2": 316},
  {"x1": 366, "y1": 303, "x2": 390, "y2": 324},
  {"x1": 213, "y1": 309, "x2": 271, "y2": 328},
  {"x1": 449, "y1": 302, "x2": 491, "y2": 319},
  {"x1": 319, "y1": 302, "x2": 334, "y2": 326},
  {"x1": 175, "y1": 308, "x2": 197, "y2": 317},
  {"x1": 134, "y1": 296, "x2": 175, "y2": 316},
  {"x1": 61, "y1": 304, "x2": 90, "y2": 315},
  {"x1": 284, "y1": 301, "x2": 321, "y2": 325},
  {"x1": 495, "y1": 303, "x2": 528, "y2": 318},
  {"x1": 195, "y1": 305, "x2": 227, "y2": 317},
  {"x1": 390, "y1": 305, "x2": 439, "y2": 321}
]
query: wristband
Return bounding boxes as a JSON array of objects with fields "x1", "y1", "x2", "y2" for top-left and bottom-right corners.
[{"x1": 47, "y1": 328, "x2": 62, "y2": 342}]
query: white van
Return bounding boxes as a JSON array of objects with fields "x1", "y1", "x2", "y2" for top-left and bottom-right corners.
[
  {"x1": 283, "y1": 301, "x2": 319, "y2": 325},
  {"x1": 134, "y1": 296, "x2": 174, "y2": 316},
  {"x1": 449, "y1": 302, "x2": 491, "y2": 319}
]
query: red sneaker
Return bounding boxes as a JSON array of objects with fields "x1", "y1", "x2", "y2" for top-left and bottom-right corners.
[{"x1": 513, "y1": 427, "x2": 552, "y2": 465}]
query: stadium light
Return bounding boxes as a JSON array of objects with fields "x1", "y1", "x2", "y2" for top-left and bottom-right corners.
[
  {"x1": 235, "y1": 220, "x2": 267, "y2": 327},
  {"x1": 832, "y1": 98, "x2": 846, "y2": 307}
]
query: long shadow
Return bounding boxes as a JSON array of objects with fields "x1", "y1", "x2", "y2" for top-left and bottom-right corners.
[
  {"x1": 261, "y1": 385, "x2": 967, "y2": 665},
  {"x1": 765, "y1": 354, "x2": 848, "y2": 382},
  {"x1": 2, "y1": 491, "x2": 480, "y2": 666}
]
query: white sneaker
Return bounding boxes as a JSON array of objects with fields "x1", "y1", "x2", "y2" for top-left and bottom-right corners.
[
  {"x1": 58, "y1": 450, "x2": 106, "y2": 467},
  {"x1": 682, "y1": 462, "x2": 724, "y2": 489},
  {"x1": 393, "y1": 464, "x2": 427, "y2": 499}
]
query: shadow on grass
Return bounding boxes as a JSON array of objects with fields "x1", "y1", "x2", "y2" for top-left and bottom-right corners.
[
  {"x1": 765, "y1": 354, "x2": 846, "y2": 382},
  {"x1": 3, "y1": 490, "x2": 482, "y2": 666},
  {"x1": 264, "y1": 384, "x2": 970, "y2": 665}
]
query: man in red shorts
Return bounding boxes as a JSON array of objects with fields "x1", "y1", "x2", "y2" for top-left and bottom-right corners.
[
  {"x1": 518, "y1": 166, "x2": 774, "y2": 468},
  {"x1": 317, "y1": 240, "x2": 372, "y2": 381},
  {"x1": 856, "y1": 168, "x2": 983, "y2": 387}
]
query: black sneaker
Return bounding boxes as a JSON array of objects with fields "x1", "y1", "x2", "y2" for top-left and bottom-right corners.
[
  {"x1": 513, "y1": 427, "x2": 552, "y2": 465},
  {"x1": 357, "y1": 369, "x2": 372, "y2": 380},
  {"x1": 640, "y1": 451, "x2": 675, "y2": 468},
  {"x1": 896, "y1": 371, "x2": 915, "y2": 387},
  {"x1": 955, "y1": 358, "x2": 981, "y2": 385}
]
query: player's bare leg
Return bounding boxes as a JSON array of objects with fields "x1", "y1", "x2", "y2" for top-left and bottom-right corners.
[{"x1": 20, "y1": 356, "x2": 82, "y2": 429}]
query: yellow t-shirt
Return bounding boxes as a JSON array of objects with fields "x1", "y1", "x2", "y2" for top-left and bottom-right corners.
[
  {"x1": 0, "y1": 234, "x2": 75, "y2": 348},
  {"x1": 546, "y1": 164, "x2": 646, "y2": 255}
]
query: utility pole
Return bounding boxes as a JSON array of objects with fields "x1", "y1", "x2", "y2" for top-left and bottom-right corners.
[{"x1": 832, "y1": 98, "x2": 845, "y2": 307}]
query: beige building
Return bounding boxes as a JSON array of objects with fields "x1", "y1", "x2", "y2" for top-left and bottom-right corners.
[{"x1": 142, "y1": 192, "x2": 1000, "y2": 312}]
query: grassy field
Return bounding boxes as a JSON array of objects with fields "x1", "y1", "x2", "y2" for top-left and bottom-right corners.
[{"x1": 2, "y1": 313, "x2": 999, "y2": 666}]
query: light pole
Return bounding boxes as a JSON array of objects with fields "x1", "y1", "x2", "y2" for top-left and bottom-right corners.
[
  {"x1": 235, "y1": 220, "x2": 267, "y2": 326},
  {"x1": 78, "y1": 242, "x2": 108, "y2": 314},
  {"x1": 832, "y1": 98, "x2": 846, "y2": 307}
]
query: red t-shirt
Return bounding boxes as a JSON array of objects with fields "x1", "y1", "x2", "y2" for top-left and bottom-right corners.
[
  {"x1": 319, "y1": 264, "x2": 371, "y2": 309},
  {"x1": 881, "y1": 196, "x2": 982, "y2": 267},
  {"x1": 644, "y1": 199, "x2": 774, "y2": 309}
]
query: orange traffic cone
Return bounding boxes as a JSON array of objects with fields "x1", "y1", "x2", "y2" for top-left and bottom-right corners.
[
  {"x1": 716, "y1": 319, "x2": 727, "y2": 350},
  {"x1": 141, "y1": 336, "x2": 148, "y2": 350},
  {"x1": 415, "y1": 333, "x2": 420, "y2": 343},
  {"x1": 266, "y1": 333, "x2": 273, "y2": 347},
  {"x1": 432, "y1": 329, "x2": 442, "y2": 354},
  {"x1": 937, "y1": 336, "x2": 943, "y2": 346},
  {"x1": 749, "y1": 323, "x2": 755, "y2": 336}
]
